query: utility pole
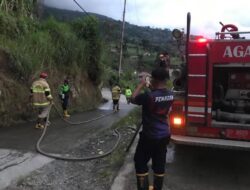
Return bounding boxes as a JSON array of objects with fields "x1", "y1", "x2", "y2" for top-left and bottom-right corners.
[{"x1": 118, "y1": 0, "x2": 127, "y2": 80}]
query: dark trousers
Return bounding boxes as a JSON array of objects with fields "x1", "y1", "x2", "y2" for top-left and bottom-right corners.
[
  {"x1": 112, "y1": 99, "x2": 119, "y2": 110},
  {"x1": 62, "y1": 95, "x2": 69, "y2": 110},
  {"x1": 134, "y1": 134, "x2": 170, "y2": 174}
]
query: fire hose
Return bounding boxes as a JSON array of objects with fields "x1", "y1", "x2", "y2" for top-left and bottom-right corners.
[
  {"x1": 219, "y1": 22, "x2": 239, "y2": 39},
  {"x1": 36, "y1": 104, "x2": 121, "y2": 161},
  {"x1": 53, "y1": 103, "x2": 114, "y2": 125},
  {"x1": 125, "y1": 122, "x2": 142, "y2": 152}
]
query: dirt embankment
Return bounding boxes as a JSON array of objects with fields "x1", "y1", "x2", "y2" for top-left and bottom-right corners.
[{"x1": 0, "y1": 50, "x2": 102, "y2": 127}]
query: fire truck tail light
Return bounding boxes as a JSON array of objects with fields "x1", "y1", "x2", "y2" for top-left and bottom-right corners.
[
  {"x1": 173, "y1": 117, "x2": 183, "y2": 125},
  {"x1": 197, "y1": 38, "x2": 207, "y2": 43},
  {"x1": 170, "y1": 115, "x2": 185, "y2": 128}
]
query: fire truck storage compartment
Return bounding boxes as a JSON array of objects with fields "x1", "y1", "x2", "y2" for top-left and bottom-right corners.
[{"x1": 212, "y1": 64, "x2": 250, "y2": 127}]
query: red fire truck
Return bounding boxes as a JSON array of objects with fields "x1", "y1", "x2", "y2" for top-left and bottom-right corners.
[{"x1": 169, "y1": 13, "x2": 250, "y2": 149}]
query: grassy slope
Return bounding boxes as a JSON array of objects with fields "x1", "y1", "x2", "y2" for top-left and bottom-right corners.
[{"x1": 0, "y1": 11, "x2": 103, "y2": 126}]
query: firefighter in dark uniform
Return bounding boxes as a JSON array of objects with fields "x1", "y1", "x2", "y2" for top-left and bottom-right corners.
[
  {"x1": 131, "y1": 68, "x2": 174, "y2": 190},
  {"x1": 158, "y1": 51, "x2": 170, "y2": 76},
  {"x1": 158, "y1": 51, "x2": 173, "y2": 89}
]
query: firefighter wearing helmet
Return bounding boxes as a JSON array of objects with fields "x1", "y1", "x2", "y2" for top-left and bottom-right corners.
[
  {"x1": 30, "y1": 72, "x2": 53, "y2": 129},
  {"x1": 111, "y1": 83, "x2": 121, "y2": 111}
]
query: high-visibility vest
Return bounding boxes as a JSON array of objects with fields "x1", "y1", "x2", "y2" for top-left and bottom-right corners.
[
  {"x1": 31, "y1": 78, "x2": 52, "y2": 107},
  {"x1": 112, "y1": 86, "x2": 121, "y2": 100},
  {"x1": 125, "y1": 89, "x2": 132, "y2": 97},
  {"x1": 60, "y1": 84, "x2": 70, "y2": 94}
]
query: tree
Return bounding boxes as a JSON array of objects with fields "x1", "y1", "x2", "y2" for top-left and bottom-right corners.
[
  {"x1": 72, "y1": 16, "x2": 102, "y2": 84},
  {"x1": 141, "y1": 39, "x2": 150, "y2": 51}
]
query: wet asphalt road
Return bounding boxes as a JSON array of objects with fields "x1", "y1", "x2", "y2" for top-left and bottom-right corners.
[
  {"x1": 165, "y1": 144, "x2": 250, "y2": 190},
  {"x1": 2, "y1": 88, "x2": 250, "y2": 190},
  {"x1": 0, "y1": 90, "x2": 137, "y2": 190},
  {"x1": 125, "y1": 143, "x2": 250, "y2": 190}
]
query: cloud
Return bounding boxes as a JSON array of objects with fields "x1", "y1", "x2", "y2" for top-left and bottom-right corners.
[
  {"x1": 44, "y1": 0, "x2": 124, "y2": 20},
  {"x1": 44, "y1": 0, "x2": 250, "y2": 38}
]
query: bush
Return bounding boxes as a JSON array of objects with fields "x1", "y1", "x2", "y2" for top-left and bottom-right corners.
[
  {"x1": 72, "y1": 17, "x2": 102, "y2": 84},
  {"x1": 0, "y1": 12, "x2": 19, "y2": 39},
  {"x1": 0, "y1": 14, "x2": 103, "y2": 82}
]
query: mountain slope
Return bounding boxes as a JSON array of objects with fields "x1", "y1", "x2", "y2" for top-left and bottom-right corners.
[{"x1": 42, "y1": 6, "x2": 177, "y2": 54}]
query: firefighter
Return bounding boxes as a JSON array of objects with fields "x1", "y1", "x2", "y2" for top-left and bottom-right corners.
[
  {"x1": 158, "y1": 51, "x2": 170, "y2": 78},
  {"x1": 30, "y1": 72, "x2": 53, "y2": 129},
  {"x1": 158, "y1": 51, "x2": 173, "y2": 90},
  {"x1": 111, "y1": 83, "x2": 121, "y2": 111},
  {"x1": 59, "y1": 79, "x2": 71, "y2": 118},
  {"x1": 125, "y1": 86, "x2": 132, "y2": 104},
  {"x1": 131, "y1": 68, "x2": 174, "y2": 190}
]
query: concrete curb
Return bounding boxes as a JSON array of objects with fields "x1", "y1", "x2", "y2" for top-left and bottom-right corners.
[{"x1": 110, "y1": 135, "x2": 138, "y2": 190}]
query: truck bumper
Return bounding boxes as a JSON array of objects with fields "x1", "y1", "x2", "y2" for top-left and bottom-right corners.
[{"x1": 171, "y1": 135, "x2": 250, "y2": 150}]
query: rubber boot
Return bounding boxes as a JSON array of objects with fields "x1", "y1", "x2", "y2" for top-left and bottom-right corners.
[
  {"x1": 153, "y1": 174, "x2": 164, "y2": 190},
  {"x1": 64, "y1": 110, "x2": 70, "y2": 118},
  {"x1": 113, "y1": 104, "x2": 118, "y2": 112},
  {"x1": 136, "y1": 174, "x2": 149, "y2": 190},
  {"x1": 35, "y1": 123, "x2": 44, "y2": 129},
  {"x1": 35, "y1": 118, "x2": 44, "y2": 129},
  {"x1": 148, "y1": 186, "x2": 154, "y2": 190}
]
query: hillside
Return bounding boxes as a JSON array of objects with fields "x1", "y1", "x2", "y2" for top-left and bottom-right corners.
[
  {"x1": 42, "y1": 6, "x2": 177, "y2": 55},
  {"x1": 0, "y1": 1, "x2": 103, "y2": 126},
  {"x1": 42, "y1": 5, "x2": 180, "y2": 89},
  {"x1": 0, "y1": 2, "x2": 180, "y2": 126}
]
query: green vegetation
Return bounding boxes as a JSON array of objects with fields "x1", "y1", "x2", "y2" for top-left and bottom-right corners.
[
  {"x1": 0, "y1": 1, "x2": 181, "y2": 126},
  {"x1": 43, "y1": 6, "x2": 181, "y2": 90},
  {"x1": 0, "y1": 0, "x2": 35, "y2": 17},
  {"x1": 0, "y1": 1, "x2": 102, "y2": 84},
  {"x1": 0, "y1": 1, "x2": 103, "y2": 126}
]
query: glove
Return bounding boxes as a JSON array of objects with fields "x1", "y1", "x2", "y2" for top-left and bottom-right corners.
[{"x1": 61, "y1": 94, "x2": 65, "y2": 99}]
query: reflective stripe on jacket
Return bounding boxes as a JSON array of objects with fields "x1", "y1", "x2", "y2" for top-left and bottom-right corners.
[
  {"x1": 31, "y1": 78, "x2": 52, "y2": 107},
  {"x1": 112, "y1": 86, "x2": 121, "y2": 100},
  {"x1": 125, "y1": 89, "x2": 132, "y2": 97}
]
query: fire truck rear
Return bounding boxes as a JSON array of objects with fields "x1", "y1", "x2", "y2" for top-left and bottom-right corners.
[{"x1": 169, "y1": 13, "x2": 250, "y2": 150}]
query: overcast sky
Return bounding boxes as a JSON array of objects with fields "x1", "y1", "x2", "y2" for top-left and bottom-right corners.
[{"x1": 44, "y1": 0, "x2": 250, "y2": 38}]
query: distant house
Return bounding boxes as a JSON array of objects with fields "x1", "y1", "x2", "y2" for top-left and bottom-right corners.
[{"x1": 130, "y1": 55, "x2": 138, "y2": 59}]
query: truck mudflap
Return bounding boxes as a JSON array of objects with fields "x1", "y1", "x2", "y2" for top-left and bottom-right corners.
[{"x1": 171, "y1": 135, "x2": 250, "y2": 150}]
